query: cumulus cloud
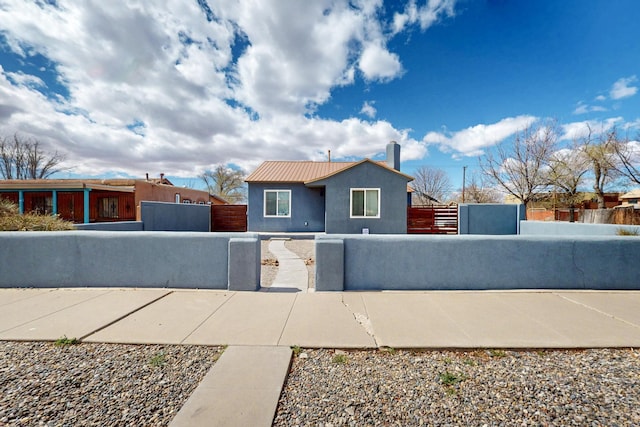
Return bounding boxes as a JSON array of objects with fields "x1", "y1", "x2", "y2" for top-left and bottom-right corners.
[
  {"x1": 359, "y1": 43, "x2": 402, "y2": 81},
  {"x1": 360, "y1": 101, "x2": 377, "y2": 118},
  {"x1": 610, "y1": 75, "x2": 638, "y2": 100},
  {"x1": 560, "y1": 117, "x2": 623, "y2": 141},
  {"x1": 392, "y1": 0, "x2": 456, "y2": 34},
  {"x1": 423, "y1": 115, "x2": 538, "y2": 157},
  {"x1": 0, "y1": 0, "x2": 452, "y2": 178}
]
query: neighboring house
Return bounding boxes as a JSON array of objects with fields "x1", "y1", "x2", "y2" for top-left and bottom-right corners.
[
  {"x1": 618, "y1": 189, "x2": 640, "y2": 208},
  {"x1": 245, "y1": 141, "x2": 413, "y2": 234},
  {"x1": 0, "y1": 175, "x2": 226, "y2": 223}
]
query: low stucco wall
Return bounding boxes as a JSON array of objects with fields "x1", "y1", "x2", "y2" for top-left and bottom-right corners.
[
  {"x1": 74, "y1": 221, "x2": 144, "y2": 231},
  {"x1": 315, "y1": 234, "x2": 640, "y2": 291},
  {"x1": 0, "y1": 231, "x2": 260, "y2": 290},
  {"x1": 520, "y1": 220, "x2": 640, "y2": 236}
]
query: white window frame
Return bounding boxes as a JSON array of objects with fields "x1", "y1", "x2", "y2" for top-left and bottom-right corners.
[
  {"x1": 264, "y1": 189, "x2": 291, "y2": 218},
  {"x1": 350, "y1": 188, "x2": 380, "y2": 218}
]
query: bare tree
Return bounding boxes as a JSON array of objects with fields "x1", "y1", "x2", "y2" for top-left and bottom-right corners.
[
  {"x1": 613, "y1": 131, "x2": 640, "y2": 186},
  {"x1": 0, "y1": 133, "x2": 66, "y2": 179},
  {"x1": 582, "y1": 126, "x2": 620, "y2": 209},
  {"x1": 201, "y1": 165, "x2": 246, "y2": 204},
  {"x1": 546, "y1": 140, "x2": 590, "y2": 221},
  {"x1": 461, "y1": 172, "x2": 502, "y2": 203},
  {"x1": 479, "y1": 121, "x2": 557, "y2": 211},
  {"x1": 411, "y1": 166, "x2": 452, "y2": 205}
]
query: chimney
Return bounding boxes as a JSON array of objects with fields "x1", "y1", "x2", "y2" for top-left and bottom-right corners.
[
  {"x1": 328, "y1": 149, "x2": 331, "y2": 162},
  {"x1": 160, "y1": 173, "x2": 164, "y2": 183},
  {"x1": 386, "y1": 141, "x2": 400, "y2": 171},
  {"x1": 145, "y1": 173, "x2": 149, "y2": 181}
]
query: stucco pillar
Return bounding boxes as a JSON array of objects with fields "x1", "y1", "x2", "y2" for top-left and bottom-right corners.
[{"x1": 83, "y1": 188, "x2": 91, "y2": 223}]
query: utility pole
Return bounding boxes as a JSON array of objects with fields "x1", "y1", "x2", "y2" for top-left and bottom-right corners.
[{"x1": 462, "y1": 166, "x2": 467, "y2": 203}]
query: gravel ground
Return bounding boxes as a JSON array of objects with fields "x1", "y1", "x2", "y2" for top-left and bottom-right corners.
[
  {"x1": 261, "y1": 239, "x2": 315, "y2": 289},
  {"x1": 274, "y1": 348, "x2": 640, "y2": 426},
  {"x1": 0, "y1": 341, "x2": 223, "y2": 427}
]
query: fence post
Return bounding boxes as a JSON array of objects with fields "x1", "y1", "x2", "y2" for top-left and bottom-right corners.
[
  {"x1": 228, "y1": 237, "x2": 261, "y2": 291},
  {"x1": 315, "y1": 239, "x2": 344, "y2": 291}
]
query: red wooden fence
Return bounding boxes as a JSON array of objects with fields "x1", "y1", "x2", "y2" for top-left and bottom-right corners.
[{"x1": 407, "y1": 206, "x2": 458, "y2": 234}]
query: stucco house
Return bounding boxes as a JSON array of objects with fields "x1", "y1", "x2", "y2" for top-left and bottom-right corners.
[
  {"x1": 0, "y1": 175, "x2": 226, "y2": 223},
  {"x1": 245, "y1": 141, "x2": 413, "y2": 234}
]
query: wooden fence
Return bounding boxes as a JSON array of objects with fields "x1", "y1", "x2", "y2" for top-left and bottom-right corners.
[
  {"x1": 211, "y1": 205, "x2": 247, "y2": 232},
  {"x1": 407, "y1": 205, "x2": 458, "y2": 234}
]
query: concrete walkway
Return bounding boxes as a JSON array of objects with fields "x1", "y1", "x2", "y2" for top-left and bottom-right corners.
[
  {"x1": 2, "y1": 288, "x2": 640, "y2": 347},
  {"x1": 2, "y1": 288, "x2": 640, "y2": 426},
  {"x1": 263, "y1": 239, "x2": 309, "y2": 293}
]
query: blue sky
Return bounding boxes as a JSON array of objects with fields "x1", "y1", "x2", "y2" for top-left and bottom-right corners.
[{"x1": 1, "y1": 0, "x2": 639, "y2": 196}]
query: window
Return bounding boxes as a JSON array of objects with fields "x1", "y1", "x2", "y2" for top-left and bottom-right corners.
[
  {"x1": 31, "y1": 195, "x2": 53, "y2": 215},
  {"x1": 264, "y1": 190, "x2": 291, "y2": 217},
  {"x1": 98, "y1": 197, "x2": 119, "y2": 219},
  {"x1": 351, "y1": 188, "x2": 380, "y2": 218}
]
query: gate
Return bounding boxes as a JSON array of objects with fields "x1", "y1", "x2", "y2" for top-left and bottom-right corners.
[
  {"x1": 211, "y1": 205, "x2": 247, "y2": 232},
  {"x1": 407, "y1": 205, "x2": 458, "y2": 234}
]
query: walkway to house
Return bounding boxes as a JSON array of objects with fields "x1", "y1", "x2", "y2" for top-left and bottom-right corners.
[{"x1": 262, "y1": 239, "x2": 309, "y2": 293}]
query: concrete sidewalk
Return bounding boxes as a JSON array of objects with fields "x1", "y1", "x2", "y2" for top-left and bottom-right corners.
[
  {"x1": 3, "y1": 288, "x2": 640, "y2": 426},
  {"x1": 2, "y1": 288, "x2": 639, "y2": 348}
]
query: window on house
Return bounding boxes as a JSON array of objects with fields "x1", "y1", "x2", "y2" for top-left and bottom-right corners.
[
  {"x1": 351, "y1": 188, "x2": 380, "y2": 218},
  {"x1": 264, "y1": 190, "x2": 291, "y2": 217},
  {"x1": 98, "y1": 197, "x2": 119, "y2": 219},
  {"x1": 31, "y1": 195, "x2": 53, "y2": 215}
]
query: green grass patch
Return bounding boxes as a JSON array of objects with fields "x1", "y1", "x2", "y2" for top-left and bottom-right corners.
[
  {"x1": 149, "y1": 351, "x2": 166, "y2": 368},
  {"x1": 54, "y1": 336, "x2": 79, "y2": 346},
  {"x1": 439, "y1": 371, "x2": 466, "y2": 386},
  {"x1": 332, "y1": 353, "x2": 348, "y2": 364}
]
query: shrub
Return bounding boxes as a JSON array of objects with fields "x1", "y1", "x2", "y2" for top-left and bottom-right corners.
[
  {"x1": 616, "y1": 227, "x2": 639, "y2": 236},
  {"x1": 0, "y1": 199, "x2": 74, "y2": 231}
]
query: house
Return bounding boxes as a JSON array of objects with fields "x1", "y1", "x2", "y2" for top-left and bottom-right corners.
[
  {"x1": 618, "y1": 189, "x2": 640, "y2": 208},
  {"x1": 0, "y1": 175, "x2": 226, "y2": 224},
  {"x1": 245, "y1": 141, "x2": 413, "y2": 234}
]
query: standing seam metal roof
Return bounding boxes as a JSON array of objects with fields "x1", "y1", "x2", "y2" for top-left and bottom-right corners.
[{"x1": 245, "y1": 160, "x2": 414, "y2": 183}]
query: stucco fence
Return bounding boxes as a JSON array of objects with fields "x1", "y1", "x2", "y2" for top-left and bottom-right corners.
[
  {"x1": 315, "y1": 234, "x2": 640, "y2": 291},
  {"x1": 0, "y1": 231, "x2": 260, "y2": 290}
]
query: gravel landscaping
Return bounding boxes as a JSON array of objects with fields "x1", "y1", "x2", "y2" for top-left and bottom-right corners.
[
  {"x1": 274, "y1": 348, "x2": 640, "y2": 426},
  {"x1": 0, "y1": 341, "x2": 223, "y2": 426}
]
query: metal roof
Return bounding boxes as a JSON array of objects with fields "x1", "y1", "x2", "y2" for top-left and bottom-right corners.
[
  {"x1": 245, "y1": 161, "x2": 356, "y2": 183},
  {"x1": 245, "y1": 160, "x2": 414, "y2": 183}
]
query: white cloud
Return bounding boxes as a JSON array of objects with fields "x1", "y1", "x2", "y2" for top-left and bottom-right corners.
[
  {"x1": 0, "y1": 0, "x2": 448, "y2": 178},
  {"x1": 360, "y1": 101, "x2": 377, "y2": 118},
  {"x1": 595, "y1": 95, "x2": 606, "y2": 102},
  {"x1": 573, "y1": 101, "x2": 607, "y2": 115},
  {"x1": 610, "y1": 75, "x2": 638, "y2": 100},
  {"x1": 423, "y1": 115, "x2": 538, "y2": 157},
  {"x1": 560, "y1": 117, "x2": 623, "y2": 141},
  {"x1": 392, "y1": 0, "x2": 456, "y2": 34},
  {"x1": 359, "y1": 43, "x2": 402, "y2": 81}
]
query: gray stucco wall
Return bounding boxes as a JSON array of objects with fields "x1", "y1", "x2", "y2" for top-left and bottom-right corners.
[
  {"x1": 141, "y1": 201, "x2": 211, "y2": 232},
  {"x1": 520, "y1": 220, "x2": 640, "y2": 236},
  {"x1": 247, "y1": 183, "x2": 325, "y2": 232},
  {"x1": 458, "y1": 204, "x2": 525, "y2": 235},
  {"x1": 0, "y1": 231, "x2": 260, "y2": 289},
  {"x1": 74, "y1": 221, "x2": 144, "y2": 231},
  {"x1": 315, "y1": 234, "x2": 640, "y2": 291},
  {"x1": 312, "y1": 162, "x2": 410, "y2": 234}
]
